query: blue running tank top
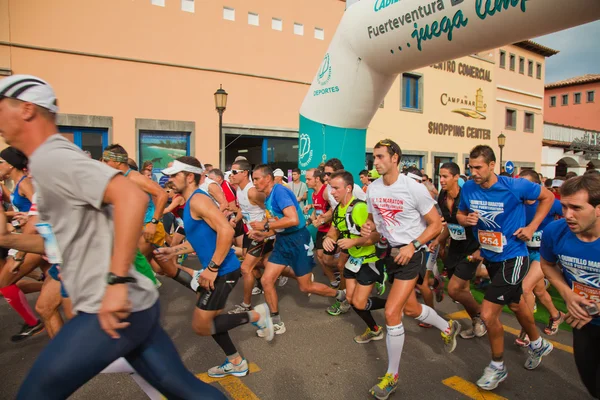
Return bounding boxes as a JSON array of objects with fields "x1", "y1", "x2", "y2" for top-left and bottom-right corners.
[
  {"x1": 184, "y1": 189, "x2": 240, "y2": 276},
  {"x1": 10, "y1": 176, "x2": 31, "y2": 212}
]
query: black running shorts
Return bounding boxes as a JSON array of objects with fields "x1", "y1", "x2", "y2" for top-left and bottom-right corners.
[
  {"x1": 385, "y1": 247, "x2": 427, "y2": 285},
  {"x1": 196, "y1": 269, "x2": 241, "y2": 311},
  {"x1": 484, "y1": 255, "x2": 530, "y2": 305},
  {"x1": 343, "y1": 261, "x2": 384, "y2": 286}
]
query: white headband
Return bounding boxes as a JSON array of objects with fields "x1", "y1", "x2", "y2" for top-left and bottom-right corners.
[{"x1": 407, "y1": 172, "x2": 423, "y2": 182}]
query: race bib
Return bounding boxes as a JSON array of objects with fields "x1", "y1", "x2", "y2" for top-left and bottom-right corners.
[
  {"x1": 35, "y1": 223, "x2": 63, "y2": 264},
  {"x1": 526, "y1": 231, "x2": 542, "y2": 248},
  {"x1": 345, "y1": 255, "x2": 363, "y2": 273},
  {"x1": 447, "y1": 223, "x2": 467, "y2": 241},
  {"x1": 572, "y1": 281, "x2": 600, "y2": 303},
  {"x1": 478, "y1": 230, "x2": 504, "y2": 253}
]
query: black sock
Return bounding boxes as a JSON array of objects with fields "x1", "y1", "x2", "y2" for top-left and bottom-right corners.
[
  {"x1": 211, "y1": 332, "x2": 238, "y2": 356},
  {"x1": 173, "y1": 269, "x2": 194, "y2": 291},
  {"x1": 353, "y1": 306, "x2": 378, "y2": 331},
  {"x1": 211, "y1": 313, "x2": 252, "y2": 334},
  {"x1": 365, "y1": 297, "x2": 387, "y2": 311}
]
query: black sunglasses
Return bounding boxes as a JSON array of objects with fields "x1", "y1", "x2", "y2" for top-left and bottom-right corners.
[{"x1": 324, "y1": 172, "x2": 332, "y2": 176}]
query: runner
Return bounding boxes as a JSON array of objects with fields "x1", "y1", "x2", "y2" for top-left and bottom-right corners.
[
  {"x1": 540, "y1": 174, "x2": 600, "y2": 399},
  {"x1": 457, "y1": 145, "x2": 556, "y2": 390},
  {"x1": 199, "y1": 171, "x2": 228, "y2": 211},
  {"x1": 516, "y1": 169, "x2": 565, "y2": 345},
  {"x1": 323, "y1": 170, "x2": 386, "y2": 344},
  {"x1": 289, "y1": 168, "x2": 308, "y2": 209},
  {"x1": 0, "y1": 74, "x2": 226, "y2": 399},
  {"x1": 359, "y1": 169, "x2": 370, "y2": 192},
  {"x1": 155, "y1": 157, "x2": 274, "y2": 377},
  {"x1": 431, "y1": 162, "x2": 486, "y2": 339},
  {"x1": 249, "y1": 164, "x2": 347, "y2": 335},
  {"x1": 362, "y1": 139, "x2": 461, "y2": 399}
]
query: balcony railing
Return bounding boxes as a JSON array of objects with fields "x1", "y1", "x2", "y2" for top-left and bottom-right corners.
[{"x1": 543, "y1": 123, "x2": 599, "y2": 145}]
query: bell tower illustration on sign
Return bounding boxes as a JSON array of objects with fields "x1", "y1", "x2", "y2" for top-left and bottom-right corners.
[{"x1": 476, "y1": 88, "x2": 486, "y2": 113}]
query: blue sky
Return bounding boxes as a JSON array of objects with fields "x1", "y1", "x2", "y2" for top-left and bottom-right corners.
[{"x1": 534, "y1": 20, "x2": 600, "y2": 84}]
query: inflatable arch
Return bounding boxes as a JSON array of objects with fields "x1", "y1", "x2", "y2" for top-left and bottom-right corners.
[{"x1": 298, "y1": 0, "x2": 600, "y2": 175}]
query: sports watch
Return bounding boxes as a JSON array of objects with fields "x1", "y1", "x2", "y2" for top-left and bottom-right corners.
[
  {"x1": 410, "y1": 239, "x2": 422, "y2": 249},
  {"x1": 150, "y1": 218, "x2": 159, "y2": 224},
  {"x1": 106, "y1": 272, "x2": 137, "y2": 285}
]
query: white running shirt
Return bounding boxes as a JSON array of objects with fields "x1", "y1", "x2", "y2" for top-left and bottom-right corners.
[
  {"x1": 367, "y1": 174, "x2": 436, "y2": 247},
  {"x1": 236, "y1": 182, "x2": 265, "y2": 230},
  {"x1": 199, "y1": 177, "x2": 221, "y2": 206}
]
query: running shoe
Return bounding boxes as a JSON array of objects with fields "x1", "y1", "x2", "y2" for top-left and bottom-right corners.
[
  {"x1": 544, "y1": 278, "x2": 550, "y2": 290},
  {"x1": 252, "y1": 286, "x2": 263, "y2": 295},
  {"x1": 441, "y1": 320, "x2": 461, "y2": 353},
  {"x1": 433, "y1": 276, "x2": 444, "y2": 303},
  {"x1": 11, "y1": 320, "x2": 45, "y2": 342},
  {"x1": 327, "y1": 300, "x2": 343, "y2": 316},
  {"x1": 369, "y1": 373, "x2": 398, "y2": 400},
  {"x1": 278, "y1": 276, "x2": 289, "y2": 287},
  {"x1": 251, "y1": 303, "x2": 274, "y2": 341},
  {"x1": 515, "y1": 331, "x2": 530, "y2": 347},
  {"x1": 544, "y1": 311, "x2": 564, "y2": 336},
  {"x1": 330, "y1": 280, "x2": 340, "y2": 289},
  {"x1": 460, "y1": 317, "x2": 487, "y2": 339},
  {"x1": 354, "y1": 326, "x2": 384, "y2": 344},
  {"x1": 228, "y1": 303, "x2": 252, "y2": 315},
  {"x1": 525, "y1": 338, "x2": 553, "y2": 370},
  {"x1": 208, "y1": 358, "x2": 249, "y2": 378},
  {"x1": 375, "y1": 271, "x2": 388, "y2": 296},
  {"x1": 476, "y1": 365, "x2": 507, "y2": 390},
  {"x1": 257, "y1": 321, "x2": 286, "y2": 337}
]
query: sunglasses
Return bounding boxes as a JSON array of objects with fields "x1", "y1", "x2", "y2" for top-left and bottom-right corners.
[
  {"x1": 324, "y1": 172, "x2": 332, "y2": 176},
  {"x1": 377, "y1": 139, "x2": 401, "y2": 155},
  {"x1": 231, "y1": 169, "x2": 247, "y2": 175}
]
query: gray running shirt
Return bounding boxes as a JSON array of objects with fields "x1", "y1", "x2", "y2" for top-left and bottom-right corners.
[{"x1": 29, "y1": 135, "x2": 158, "y2": 314}]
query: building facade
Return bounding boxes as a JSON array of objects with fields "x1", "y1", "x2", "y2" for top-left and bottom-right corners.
[{"x1": 544, "y1": 74, "x2": 600, "y2": 131}]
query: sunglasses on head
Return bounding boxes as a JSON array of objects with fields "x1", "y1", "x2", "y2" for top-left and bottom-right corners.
[
  {"x1": 231, "y1": 169, "x2": 247, "y2": 175},
  {"x1": 377, "y1": 139, "x2": 400, "y2": 155}
]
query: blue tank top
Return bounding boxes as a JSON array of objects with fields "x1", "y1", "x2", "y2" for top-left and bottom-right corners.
[
  {"x1": 10, "y1": 176, "x2": 31, "y2": 212},
  {"x1": 184, "y1": 189, "x2": 239, "y2": 276},
  {"x1": 124, "y1": 169, "x2": 155, "y2": 224}
]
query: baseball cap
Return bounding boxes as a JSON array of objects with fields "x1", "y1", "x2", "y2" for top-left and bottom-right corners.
[
  {"x1": 0, "y1": 75, "x2": 59, "y2": 113},
  {"x1": 551, "y1": 179, "x2": 564, "y2": 188},
  {"x1": 161, "y1": 159, "x2": 204, "y2": 176},
  {"x1": 273, "y1": 168, "x2": 285, "y2": 177}
]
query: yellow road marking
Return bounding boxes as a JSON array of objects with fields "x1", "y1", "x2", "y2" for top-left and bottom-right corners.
[
  {"x1": 445, "y1": 311, "x2": 574, "y2": 354},
  {"x1": 442, "y1": 376, "x2": 508, "y2": 400},
  {"x1": 195, "y1": 362, "x2": 261, "y2": 399}
]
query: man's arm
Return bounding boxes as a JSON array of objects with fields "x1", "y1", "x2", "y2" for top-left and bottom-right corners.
[
  {"x1": 131, "y1": 173, "x2": 168, "y2": 220},
  {"x1": 209, "y1": 183, "x2": 228, "y2": 212},
  {"x1": 416, "y1": 208, "x2": 443, "y2": 245},
  {"x1": 0, "y1": 206, "x2": 44, "y2": 254},
  {"x1": 267, "y1": 205, "x2": 299, "y2": 231},
  {"x1": 163, "y1": 196, "x2": 185, "y2": 215},
  {"x1": 520, "y1": 187, "x2": 555, "y2": 235},
  {"x1": 300, "y1": 183, "x2": 308, "y2": 202}
]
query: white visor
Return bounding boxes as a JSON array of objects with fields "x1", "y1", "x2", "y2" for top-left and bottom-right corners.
[{"x1": 161, "y1": 160, "x2": 204, "y2": 176}]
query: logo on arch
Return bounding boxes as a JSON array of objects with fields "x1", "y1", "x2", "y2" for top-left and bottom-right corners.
[
  {"x1": 317, "y1": 53, "x2": 332, "y2": 86},
  {"x1": 299, "y1": 133, "x2": 313, "y2": 168}
]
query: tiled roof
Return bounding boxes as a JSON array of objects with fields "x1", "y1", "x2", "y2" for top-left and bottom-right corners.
[
  {"x1": 513, "y1": 40, "x2": 559, "y2": 57},
  {"x1": 546, "y1": 74, "x2": 600, "y2": 89}
]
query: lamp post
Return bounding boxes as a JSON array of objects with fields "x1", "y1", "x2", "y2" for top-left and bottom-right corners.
[
  {"x1": 214, "y1": 85, "x2": 228, "y2": 170},
  {"x1": 497, "y1": 133, "x2": 506, "y2": 173}
]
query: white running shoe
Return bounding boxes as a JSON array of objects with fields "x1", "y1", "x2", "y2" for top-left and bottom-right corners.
[
  {"x1": 251, "y1": 303, "x2": 274, "y2": 341},
  {"x1": 208, "y1": 358, "x2": 249, "y2": 378},
  {"x1": 252, "y1": 286, "x2": 263, "y2": 295},
  {"x1": 257, "y1": 322, "x2": 286, "y2": 337},
  {"x1": 477, "y1": 365, "x2": 508, "y2": 390},
  {"x1": 278, "y1": 276, "x2": 289, "y2": 287}
]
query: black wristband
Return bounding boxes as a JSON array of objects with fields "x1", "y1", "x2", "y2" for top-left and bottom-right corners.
[{"x1": 207, "y1": 260, "x2": 220, "y2": 272}]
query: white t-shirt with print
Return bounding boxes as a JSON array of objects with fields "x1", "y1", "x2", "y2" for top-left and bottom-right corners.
[{"x1": 367, "y1": 174, "x2": 436, "y2": 247}]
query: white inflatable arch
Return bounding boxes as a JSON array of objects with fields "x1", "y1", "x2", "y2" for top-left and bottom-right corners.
[{"x1": 298, "y1": 0, "x2": 600, "y2": 175}]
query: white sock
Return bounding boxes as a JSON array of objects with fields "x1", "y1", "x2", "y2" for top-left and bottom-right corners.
[
  {"x1": 530, "y1": 336, "x2": 542, "y2": 350},
  {"x1": 102, "y1": 358, "x2": 163, "y2": 400},
  {"x1": 386, "y1": 323, "x2": 405, "y2": 376},
  {"x1": 490, "y1": 360, "x2": 504, "y2": 370},
  {"x1": 415, "y1": 305, "x2": 450, "y2": 333}
]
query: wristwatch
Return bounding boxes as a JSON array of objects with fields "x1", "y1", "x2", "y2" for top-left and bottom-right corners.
[
  {"x1": 263, "y1": 222, "x2": 270, "y2": 232},
  {"x1": 150, "y1": 218, "x2": 159, "y2": 225},
  {"x1": 411, "y1": 239, "x2": 422, "y2": 249},
  {"x1": 106, "y1": 272, "x2": 137, "y2": 285},
  {"x1": 207, "y1": 260, "x2": 220, "y2": 272}
]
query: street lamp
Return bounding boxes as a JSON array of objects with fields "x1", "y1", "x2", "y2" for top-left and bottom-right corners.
[
  {"x1": 214, "y1": 84, "x2": 228, "y2": 170},
  {"x1": 497, "y1": 133, "x2": 506, "y2": 173}
]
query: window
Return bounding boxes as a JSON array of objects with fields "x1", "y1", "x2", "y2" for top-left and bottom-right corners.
[
  {"x1": 550, "y1": 96, "x2": 556, "y2": 107},
  {"x1": 272, "y1": 18, "x2": 282, "y2": 31},
  {"x1": 151, "y1": 0, "x2": 165, "y2": 6},
  {"x1": 519, "y1": 57, "x2": 525, "y2": 74},
  {"x1": 401, "y1": 73, "x2": 422, "y2": 111},
  {"x1": 294, "y1": 23, "x2": 304, "y2": 36},
  {"x1": 314, "y1": 27, "x2": 324, "y2": 40},
  {"x1": 499, "y1": 50, "x2": 506, "y2": 68},
  {"x1": 59, "y1": 127, "x2": 109, "y2": 160},
  {"x1": 509, "y1": 54, "x2": 516, "y2": 71},
  {"x1": 528, "y1": 60, "x2": 533, "y2": 77},
  {"x1": 181, "y1": 0, "x2": 194, "y2": 12},
  {"x1": 588, "y1": 91, "x2": 596, "y2": 103},
  {"x1": 248, "y1": 12, "x2": 259, "y2": 26},
  {"x1": 536, "y1": 63, "x2": 542, "y2": 79},
  {"x1": 223, "y1": 7, "x2": 235, "y2": 21},
  {"x1": 505, "y1": 108, "x2": 517, "y2": 129},
  {"x1": 562, "y1": 94, "x2": 568, "y2": 106},
  {"x1": 524, "y1": 112, "x2": 534, "y2": 132},
  {"x1": 574, "y1": 92, "x2": 582, "y2": 104}
]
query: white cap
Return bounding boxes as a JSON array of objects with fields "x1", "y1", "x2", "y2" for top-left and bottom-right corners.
[
  {"x1": 161, "y1": 160, "x2": 204, "y2": 175},
  {"x1": 0, "y1": 75, "x2": 59, "y2": 113},
  {"x1": 273, "y1": 168, "x2": 285, "y2": 177},
  {"x1": 551, "y1": 179, "x2": 564, "y2": 188}
]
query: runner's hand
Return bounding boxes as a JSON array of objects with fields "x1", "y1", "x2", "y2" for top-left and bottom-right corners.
[
  {"x1": 303, "y1": 205, "x2": 311, "y2": 214},
  {"x1": 250, "y1": 221, "x2": 266, "y2": 231},
  {"x1": 469, "y1": 249, "x2": 483, "y2": 262},
  {"x1": 199, "y1": 268, "x2": 217, "y2": 291},
  {"x1": 144, "y1": 223, "x2": 157, "y2": 242},
  {"x1": 98, "y1": 284, "x2": 132, "y2": 339},
  {"x1": 564, "y1": 292, "x2": 594, "y2": 321},
  {"x1": 13, "y1": 212, "x2": 29, "y2": 226},
  {"x1": 312, "y1": 217, "x2": 322, "y2": 228},
  {"x1": 564, "y1": 312, "x2": 592, "y2": 329},
  {"x1": 337, "y1": 238, "x2": 355, "y2": 250},
  {"x1": 395, "y1": 244, "x2": 415, "y2": 266},
  {"x1": 514, "y1": 226, "x2": 534, "y2": 242},
  {"x1": 249, "y1": 230, "x2": 267, "y2": 241},
  {"x1": 465, "y1": 212, "x2": 479, "y2": 226},
  {"x1": 229, "y1": 218, "x2": 237, "y2": 228},
  {"x1": 153, "y1": 246, "x2": 175, "y2": 262},
  {"x1": 428, "y1": 240, "x2": 439, "y2": 252},
  {"x1": 361, "y1": 220, "x2": 375, "y2": 238},
  {"x1": 323, "y1": 237, "x2": 336, "y2": 252}
]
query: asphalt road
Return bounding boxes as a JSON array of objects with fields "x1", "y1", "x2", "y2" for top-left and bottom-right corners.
[{"x1": 0, "y1": 260, "x2": 591, "y2": 400}]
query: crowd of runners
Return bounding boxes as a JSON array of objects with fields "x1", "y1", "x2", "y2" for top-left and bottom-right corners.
[{"x1": 0, "y1": 74, "x2": 598, "y2": 400}]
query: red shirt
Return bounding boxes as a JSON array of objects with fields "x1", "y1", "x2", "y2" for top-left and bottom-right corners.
[
  {"x1": 172, "y1": 194, "x2": 185, "y2": 219},
  {"x1": 221, "y1": 181, "x2": 237, "y2": 203},
  {"x1": 312, "y1": 184, "x2": 331, "y2": 233}
]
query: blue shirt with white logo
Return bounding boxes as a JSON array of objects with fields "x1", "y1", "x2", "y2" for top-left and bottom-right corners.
[
  {"x1": 458, "y1": 176, "x2": 541, "y2": 262},
  {"x1": 265, "y1": 184, "x2": 305, "y2": 234},
  {"x1": 525, "y1": 199, "x2": 563, "y2": 230},
  {"x1": 540, "y1": 219, "x2": 600, "y2": 326}
]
